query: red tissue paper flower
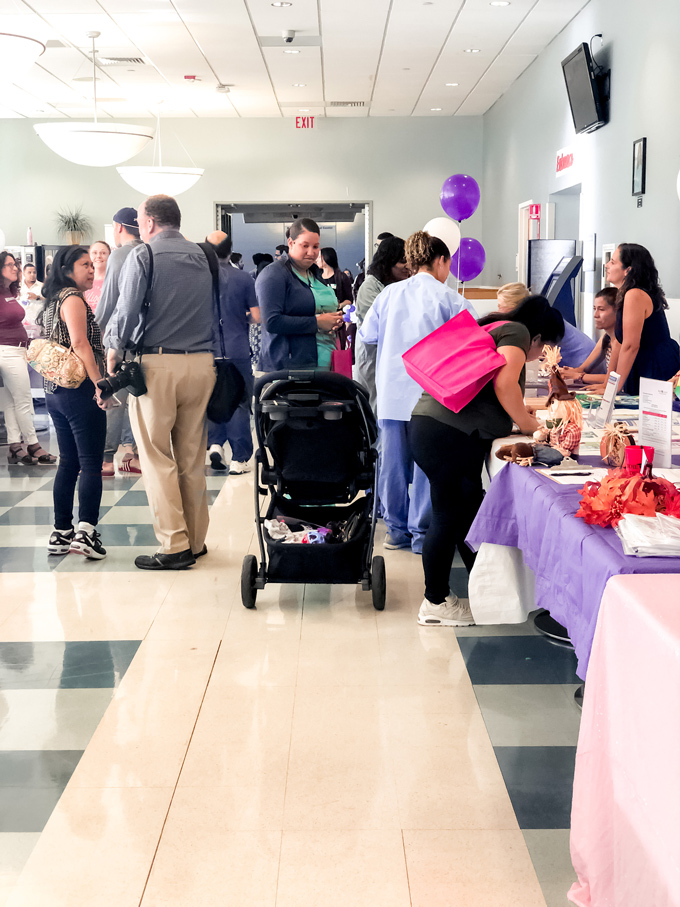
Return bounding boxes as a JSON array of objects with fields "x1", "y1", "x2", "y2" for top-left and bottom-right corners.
[{"x1": 575, "y1": 469, "x2": 680, "y2": 528}]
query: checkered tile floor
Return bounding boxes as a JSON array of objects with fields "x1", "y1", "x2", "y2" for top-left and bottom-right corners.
[
  {"x1": 0, "y1": 433, "x2": 581, "y2": 906},
  {"x1": 0, "y1": 473, "x2": 225, "y2": 573}
]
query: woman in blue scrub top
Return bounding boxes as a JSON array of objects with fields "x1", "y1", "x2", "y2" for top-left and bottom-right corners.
[{"x1": 358, "y1": 231, "x2": 476, "y2": 554}]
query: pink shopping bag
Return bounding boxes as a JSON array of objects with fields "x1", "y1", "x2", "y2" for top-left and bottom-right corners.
[
  {"x1": 330, "y1": 334, "x2": 353, "y2": 379},
  {"x1": 402, "y1": 310, "x2": 508, "y2": 413}
]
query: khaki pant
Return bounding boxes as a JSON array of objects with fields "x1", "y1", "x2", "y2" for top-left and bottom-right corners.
[{"x1": 130, "y1": 353, "x2": 216, "y2": 554}]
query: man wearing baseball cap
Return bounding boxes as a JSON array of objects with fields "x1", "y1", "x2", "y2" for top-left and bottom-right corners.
[{"x1": 96, "y1": 207, "x2": 142, "y2": 476}]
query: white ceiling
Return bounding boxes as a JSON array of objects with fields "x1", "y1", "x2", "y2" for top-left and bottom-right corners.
[{"x1": 0, "y1": 0, "x2": 591, "y2": 120}]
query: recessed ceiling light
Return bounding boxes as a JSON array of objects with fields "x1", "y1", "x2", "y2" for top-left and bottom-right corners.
[
  {"x1": 430, "y1": 107, "x2": 442, "y2": 111},
  {"x1": 283, "y1": 49, "x2": 300, "y2": 54},
  {"x1": 445, "y1": 82, "x2": 459, "y2": 87},
  {"x1": 299, "y1": 108, "x2": 309, "y2": 111},
  {"x1": 292, "y1": 83, "x2": 306, "y2": 87},
  {"x1": 490, "y1": 1, "x2": 510, "y2": 6},
  {"x1": 272, "y1": 1, "x2": 293, "y2": 6},
  {"x1": 464, "y1": 48, "x2": 481, "y2": 53}
]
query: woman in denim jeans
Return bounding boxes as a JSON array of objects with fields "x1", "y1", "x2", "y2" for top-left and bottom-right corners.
[{"x1": 40, "y1": 247, "x2": 115, "y2": 559}]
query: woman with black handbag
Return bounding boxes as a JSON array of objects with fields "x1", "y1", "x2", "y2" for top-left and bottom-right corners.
[{"x1": 40, "y1": 246, "x2": 114, "y2": 559}]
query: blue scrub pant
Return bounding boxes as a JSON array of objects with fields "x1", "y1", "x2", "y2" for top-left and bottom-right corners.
[
  {"x1": 377, "y1": 418, "x2": 431, "y2": 552},
  {"x1": 207, "y1": 357, "x2": 254, "y2": 463}
]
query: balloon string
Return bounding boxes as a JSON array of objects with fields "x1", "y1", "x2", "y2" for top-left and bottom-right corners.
[{"x1": 456, "y1": 221, "x2": 461, "y2": 294}]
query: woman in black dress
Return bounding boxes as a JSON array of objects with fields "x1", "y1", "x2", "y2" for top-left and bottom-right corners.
[{"x1": 604, "y1": 244, "x2": 680, "y2": 395}]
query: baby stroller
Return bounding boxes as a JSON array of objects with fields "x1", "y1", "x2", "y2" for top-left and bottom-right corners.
[{"x1": 241, "y1": 369, "x2": 386, "y2": 611}]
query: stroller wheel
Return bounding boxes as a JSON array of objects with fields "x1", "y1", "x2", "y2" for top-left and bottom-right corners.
[
  {"x1": 241, "y1": 555, "x2": 258, "y2": 609},
  {"x1": 371, "y1": 556, "x2": 386, "y2": 611}
]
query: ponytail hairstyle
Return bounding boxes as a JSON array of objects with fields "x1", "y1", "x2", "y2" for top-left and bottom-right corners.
[
  {"x1": 405, "y1": 230, "x2": 450, "y2": 273},
  {"x1": 42, "y1": 246, "x2": 90, "y2": 301},
  {"x1": 616, "y1": 243, "x2": 667, "y2": 310},
  {"x1": 289, "y1": 217, "x2": 320, "y2": 241},
  {"x1": 479, "y1": 294, "x2": 565, "y2": 345}
]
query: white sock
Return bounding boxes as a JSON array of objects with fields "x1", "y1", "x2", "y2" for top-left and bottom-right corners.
[
  {"x1": 209, "y1": 444, "x2": 223, "y2": 455},
  {"x1": 78, "y1": 521, "x2": 96, "y2": 534}
]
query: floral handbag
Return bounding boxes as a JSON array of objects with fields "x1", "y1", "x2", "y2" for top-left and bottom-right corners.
[{"x1": 27, "y1": 297, "x2": 87, "y2": 389}]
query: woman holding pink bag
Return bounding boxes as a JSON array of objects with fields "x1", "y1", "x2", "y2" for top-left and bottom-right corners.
[
  {"x1": 358, "y1": 230, "x2": 475, "y2": 554},
  {"x1": 410, "y1": 295, "x2": 564, "y2": 627}
]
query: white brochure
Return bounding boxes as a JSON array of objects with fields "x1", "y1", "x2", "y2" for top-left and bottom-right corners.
[
  {"x1": 592, "y1": 372, "x2": 620, "y2": 428},
  {"x1": 639, "y1": 377, "x2": 674, "y2": 468}
]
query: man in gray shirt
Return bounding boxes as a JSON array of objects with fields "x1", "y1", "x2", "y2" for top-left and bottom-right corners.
[
  {"x1": 104, "y1": 194, "x2": 216, "y2": 571},
  {"x1": 96, "y1": 206, "x2": 142, "y2": 477}
]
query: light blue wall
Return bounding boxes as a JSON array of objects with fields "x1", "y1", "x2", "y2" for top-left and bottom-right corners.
[
  {"x1": 0, "y1": 117, "x2": 483, "y2": 254},
  {"x1": 481, "y1": 0, "x2": 680, "y2": 298}
]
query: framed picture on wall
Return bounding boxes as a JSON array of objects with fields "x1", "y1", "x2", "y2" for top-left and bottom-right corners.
[{"x1": 632, "y1": 137, "x2": 646, "y2": 196}]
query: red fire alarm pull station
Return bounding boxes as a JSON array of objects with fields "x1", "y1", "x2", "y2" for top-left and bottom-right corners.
[{"x1": 295, "y1": 116, "x2": 314, "y2": 129}]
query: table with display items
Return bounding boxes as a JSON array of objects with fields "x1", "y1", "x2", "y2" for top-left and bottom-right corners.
[{"x1": 465, "y1": 455, "x2": 680, "y2": 680}]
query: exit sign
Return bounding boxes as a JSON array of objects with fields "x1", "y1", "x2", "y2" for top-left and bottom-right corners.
[{"x1": 295, "y1": 116, "x2": 315, "y2": 129}]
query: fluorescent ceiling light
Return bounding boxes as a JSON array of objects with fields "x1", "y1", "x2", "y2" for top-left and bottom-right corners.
[
  {"x1": 430, "y1": 107, "x2": 442, "y2": 111},
  {"x1": 445, "y1": 82, "x2": 459, "y2": 87},
  {"x1": 283, "y1": 49, "x2": 300, "y2": 54},
  {"x1": 271, "y1": 1, "x2": 292, "y2": 5},
  {"x1": 464, "y1": 48, "x2": 481, "y2": 53},
  {"x1": 292, "y1": 82, "x2": 306, "y2": 87},
  {"x1": 490, "y1": 1, "x2": 510, "y2": 6}
]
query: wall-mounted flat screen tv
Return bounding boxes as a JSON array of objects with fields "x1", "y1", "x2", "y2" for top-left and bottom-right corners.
[{"x1": 561, "y1": 42, "x2": 606, "y2": 134}]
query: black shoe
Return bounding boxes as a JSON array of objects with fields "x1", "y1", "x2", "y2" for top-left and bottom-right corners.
[
  {"x1": 193, "y1": 544, "x2": 208, "y2": 558},
  {"x1": 47, "y1": 528, "x2": 74, "y2": 555},
  {"x1": 70, "y1": 528, "x2": 107, "y2": 560},
  {"x1": 135, "y1": 548, "x2": 196, "y2": 570},
  {"x1": 209, "y1": 451, "x2": 227, "y2": 471}
]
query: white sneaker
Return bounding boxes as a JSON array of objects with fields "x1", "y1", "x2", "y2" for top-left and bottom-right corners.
[
  {"x1": 209, "y1": 444, "x2": 227, "y2": 471},
  {"x1": 229, "y1": 460, "x2": 250, "y2": 475},
  {"x1": 417, "y1": 595, "x2": 475, "y2": 627}
]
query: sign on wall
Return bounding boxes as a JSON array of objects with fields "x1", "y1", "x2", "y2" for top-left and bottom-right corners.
[
  {"x1": 556, "y1": 146, "x2": 575, "y2": 177},
  {"x1": 295, "y1": 116, "x2": 315, "y2": 129}
]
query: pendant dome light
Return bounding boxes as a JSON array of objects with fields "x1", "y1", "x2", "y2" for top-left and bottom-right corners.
[
  {"x1": 33, "y1": 31, "x2": 154, "y2": 167},
  {"x1": 117, "y1": 105, "x2": 203, "y2": 196}
]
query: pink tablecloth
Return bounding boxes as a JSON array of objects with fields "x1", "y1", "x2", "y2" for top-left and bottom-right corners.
[{"x1": 569, "y1": 574, "x2": 680, "y2": 907}]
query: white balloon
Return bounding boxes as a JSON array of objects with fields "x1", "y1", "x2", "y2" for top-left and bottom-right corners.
[
  {"x1": 0, "y1": 228, "x2": 5, "y2": 249},
  {"x1": 422, "y1": 217, "x2": 461, "y2": 256}
]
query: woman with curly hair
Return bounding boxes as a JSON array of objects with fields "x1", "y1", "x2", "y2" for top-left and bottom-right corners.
[
  {"x1": 603, "y1": 243, "x2": 680, "y2": 394},
  {"x1": 358, "y1": 230, "x2": 474, "y2": 554}
]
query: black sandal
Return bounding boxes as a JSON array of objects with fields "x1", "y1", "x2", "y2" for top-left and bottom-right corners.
[
  {"x1": 8, "y1": 444, "x2": 36, "y2": 465},
  {"x1": 26, "y1": 444, "x2": 57, "y2": 465}
]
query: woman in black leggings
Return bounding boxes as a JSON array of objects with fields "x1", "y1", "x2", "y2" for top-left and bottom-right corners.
[{"x1": 410, "y1": 296, "x2": 565, "y2": 627}]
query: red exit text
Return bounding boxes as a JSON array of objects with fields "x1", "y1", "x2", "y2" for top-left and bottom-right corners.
[{"x1": 295, "y1": 116, "x2": 315, "y2": 129}]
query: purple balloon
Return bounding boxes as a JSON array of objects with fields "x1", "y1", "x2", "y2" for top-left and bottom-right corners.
[
  {"x1": 440, "y1": 173, "x2": 480, "y2": 222},
  {"x1": 450, "y1": 238, "x2": 485, "y2": 282}
]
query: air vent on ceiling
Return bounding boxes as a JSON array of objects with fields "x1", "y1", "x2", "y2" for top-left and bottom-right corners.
[
  {"x1": 329, "y1": 101, "x2": 365, "y2": 107},
  {"x1": 98, "y1": 57, "x2": 146, "y2": 66}
]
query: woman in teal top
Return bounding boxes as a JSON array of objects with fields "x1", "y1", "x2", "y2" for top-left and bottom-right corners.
[
  {"x1": 256, "y1": 217, "x2": 343, "y2": 370},
  {"x1": 306, "y1": 273, "x2": 339, "y2": 368}
]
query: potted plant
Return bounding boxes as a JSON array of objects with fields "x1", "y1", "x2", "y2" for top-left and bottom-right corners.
[{"x1": 56, "y1": 207, "x2": 93, "y2": 245}]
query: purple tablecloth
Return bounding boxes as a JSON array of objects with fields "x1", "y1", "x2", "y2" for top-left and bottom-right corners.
[{"x1": 466, "y1": 463, "x2": 680, "y2": 679}]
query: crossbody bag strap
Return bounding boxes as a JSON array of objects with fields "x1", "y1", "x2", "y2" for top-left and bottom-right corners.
[
  {"x1": 49, "y1": 288, "x2": 83, "y2": 345},
  {"x1": 198, "y1": 241, "x2": 226, "y2": 360},
  {"x1": 134, "y1": 243, "x2": 155, "y2": 357}
]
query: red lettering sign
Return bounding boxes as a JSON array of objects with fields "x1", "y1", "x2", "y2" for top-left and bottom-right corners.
[
  {"x1": 556, "y1": 152, "x2": 574, "y2": 173},
  {"x1": 295, "y1": 116, "x2": 315, "y2": 129}
]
